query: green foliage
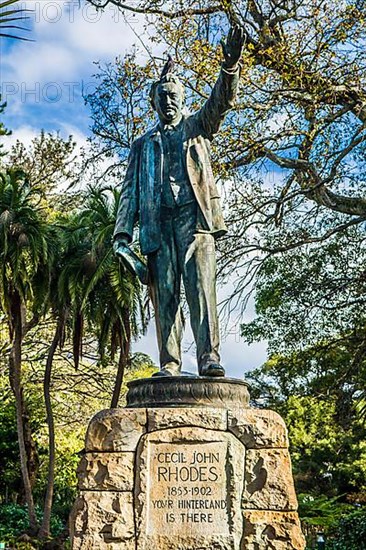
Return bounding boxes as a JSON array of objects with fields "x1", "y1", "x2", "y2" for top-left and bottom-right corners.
[
  {"x1": 298, "y1": 494, "x2": 353, "y2": 529},
  {"x1": 0, "y1": 166, "x2": 55, "y2": 315},
  {"x1": 246, "y1": 357, "x2": 366, "y2": 544},
  {"x1": 0, "y1": 504, "x2": 63, "y2": 538},
  {"x1": 242, "y1": 231, "x2": 366, "y2": 501},
  {"x1": 0, "y1": 130, "x2": 151, "y2": 538},
  {"x1": 0, "y1": 390, "x2": 20, "y2": 499},
  {"x1": 0, "y1": 355, "x2": 82, "y2": 514},
  {"x1": 327, "y1": 509, "x2": 366, "y2": 549},
  {"x1": 0, "y1": 99, "x2": 11, "y2": 156},
  {"x1": 0, "y1": 544, "x2": 36, "y2": 550},
  {"x1": 76, "y1": 184, "x2": 147, "y2": 360},
  {"x1": 8, "y1": 131, "x2": 79, "y2": 205},
  {"x1": 0, "y1": 341, "x2": 156, "y2": 523},
  {"x1": 34, "y1": 426, "x2": 82, "y2": 522},
  {"x1": 241, "y1": 229, "x2": 366, "y2": 355},
  {"x1": 279, "y1": 395, "x2": 366, "y2": 496}
]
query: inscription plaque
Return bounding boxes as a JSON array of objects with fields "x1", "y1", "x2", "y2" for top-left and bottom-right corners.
[{"x1": 147, "y1": 441, "x2": 229, "y2": 536}]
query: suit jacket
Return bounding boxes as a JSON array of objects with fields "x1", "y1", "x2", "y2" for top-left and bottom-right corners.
[{"x1": 114, "y1": 64, "x2": 240, "y2": 256}]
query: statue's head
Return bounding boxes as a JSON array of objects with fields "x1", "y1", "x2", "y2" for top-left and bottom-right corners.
[{"x1": 150, "y1": 57, "x2": 185, "y2": 124}]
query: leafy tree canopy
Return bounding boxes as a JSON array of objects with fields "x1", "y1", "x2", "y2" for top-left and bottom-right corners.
[{"x1": 83, "y1": 1, "x2": 366, "y2": 321}]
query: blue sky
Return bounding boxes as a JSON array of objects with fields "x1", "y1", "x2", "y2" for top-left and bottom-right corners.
[
  {"x1": 1, "y1": 1, "x2": 267, "y2": 377},
  {"x1": 1, "y1": 1, "x2": 145, "y2": 142}
]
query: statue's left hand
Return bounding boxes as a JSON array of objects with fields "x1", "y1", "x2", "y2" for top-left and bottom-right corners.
[{"x1": 221, "y1": 25, "x2": 245, "y2": 69}]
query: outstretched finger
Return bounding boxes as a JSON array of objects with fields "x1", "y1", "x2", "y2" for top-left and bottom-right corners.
[
  {"x1": 227, "y1": 26, "x2": 234, "y2": 44},
  {"x1": 233, "y1": 24, "x2": 243, "y2": 43}
]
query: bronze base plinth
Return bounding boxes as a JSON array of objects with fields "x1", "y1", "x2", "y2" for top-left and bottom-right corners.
[{"x1": 126, "y1": 376, "x2": 250, "y2": 408}]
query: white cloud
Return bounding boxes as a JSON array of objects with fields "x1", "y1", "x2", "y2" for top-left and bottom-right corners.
[
  {"x1": 1, "y1": 2, "x2": 147, "y2": 126},
  {"x1": 4, "y1": 3, "x2": 144, "y2": 83},
  {"x1": 59, "y1": 122, "x2": 89, "y2": 150},
  {"x1": 4, "y1": 122, "x2": 88, "y2": 149},
  {"x1": 3, "y1": 124, "x2": 39, "y2": 150},
  {"x1": 62, "y1": 6, "x2": 143, "y2": 58},
  {"x1": 7, "y1": 43, "x2": 79, "y2": 84}
]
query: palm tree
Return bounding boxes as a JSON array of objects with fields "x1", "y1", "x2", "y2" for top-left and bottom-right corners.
[
  {"x1": 38, "y1": 188, "x2": 147, "y2": 535},
  {"x1": 0, "y1": 167, "x2": 54, "y2": 533},
  {"x1": 77, "y1": 184, "x2": 147, "y2": 407},
  {"x1": 0, "y1": 0, "x2": 32, "y2": 41},
  {"x1": 38, "y1": 211, "x2": 102, "y2": 538},
  {"x1": 38, "y1": 217, "x2": 82, "y2": 539}
]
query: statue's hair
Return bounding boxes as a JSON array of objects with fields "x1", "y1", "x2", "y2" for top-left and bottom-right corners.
[{"x1": 149, "y1": 73, "x2": 185, "y2": 110}]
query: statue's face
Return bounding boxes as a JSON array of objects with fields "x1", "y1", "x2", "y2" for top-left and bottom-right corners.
[{"x1": 154, "y1": 81, "x2": 184, "y2": 124}]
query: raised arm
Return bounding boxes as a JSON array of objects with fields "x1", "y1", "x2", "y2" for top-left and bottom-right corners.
[{"x1": 197, "y1": 25, "x2": 245, "y2": 140}]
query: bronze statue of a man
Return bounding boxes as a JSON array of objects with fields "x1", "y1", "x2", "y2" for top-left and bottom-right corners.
[{"x1": 113, "y1": 26, "x2": 244, "y2": 377}]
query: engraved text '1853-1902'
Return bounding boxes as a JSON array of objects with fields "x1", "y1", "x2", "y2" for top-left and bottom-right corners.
[{"x1": 147, "y1": 441, "x2": 229, "y2": 536}]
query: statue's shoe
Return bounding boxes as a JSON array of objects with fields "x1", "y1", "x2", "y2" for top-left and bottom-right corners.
[
  {"x1": 152, "y1": 364, "x2": 181, "y2": 377},
  {"x1": 199, "y1": 363, "x2": 225, "y2": 377}
]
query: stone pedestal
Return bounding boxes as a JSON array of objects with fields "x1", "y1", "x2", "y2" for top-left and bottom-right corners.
[{"x1": 70, "y1": 377, "x2": 305, "y2": 549}]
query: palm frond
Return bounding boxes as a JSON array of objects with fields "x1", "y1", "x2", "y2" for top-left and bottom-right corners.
[{"x1": 0, "y1": 0, "x2": 33, "y2": 41}]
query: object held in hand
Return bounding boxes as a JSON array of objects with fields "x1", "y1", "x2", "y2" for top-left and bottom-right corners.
[{"x1": 115, "y1": 242, "x2": 148, "y2": 285}]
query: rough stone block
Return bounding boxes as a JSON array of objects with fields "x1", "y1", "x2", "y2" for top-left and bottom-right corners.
[
  {"x1": 71, "y1": 406, "x2": 304, "y2": 549},
  {"x1": 77, "y1": 452, "x2": 134, "y2": 491},
  {"x1": 85, "y1": 408, "x2": 147, "y2": 452},
  {"x1": 242, "y1": 448, "x2": 298, "y2": 511},
  {"x1": 135, "y1": 427, "x2": 245, "y2": 549},
  {"x1": 147, "y1": 407, "x2": 227, "y2": 432},
  {"x1": 228, "y1": 408, "x2": 289, "y2": 449},
  {"x1": 242, "y1": 510, "x2": 306, "y2": 549},
  {"x1": 70, "y1": 491, "x2": 135, "y2": 549},
  {"x1": 136, "y1": 534, "x2": 238, "y2": 549}
]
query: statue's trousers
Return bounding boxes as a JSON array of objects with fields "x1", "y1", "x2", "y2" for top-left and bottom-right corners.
[{"x1": 148, "y1": 202, "x2": 220, "y2": 371}]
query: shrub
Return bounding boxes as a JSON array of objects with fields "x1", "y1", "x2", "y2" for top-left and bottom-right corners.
[
  {"x1": 327, "y1": 509, "x2": 366, "y2": 550},
  {"x1": 0, "y1": 503, "x2": 64, "y2": 539}
]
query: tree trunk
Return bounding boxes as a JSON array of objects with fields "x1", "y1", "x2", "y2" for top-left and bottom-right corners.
[
  {"x1": 9, "y1": 291, "x2": 38, "y2": 534},
  {"x1": 23, "y1": 410, "x2": 39, "y2": 490},
  {"x1": 17, "y1": 410, "x2": 39, "y2": 506},
  {"x1": 39, "y1": 314, "x2": 65, "y2": 539},
  {"x1": 111, "y1": 312, "x2": 131, "y2": 408}
]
